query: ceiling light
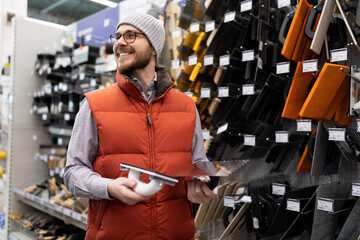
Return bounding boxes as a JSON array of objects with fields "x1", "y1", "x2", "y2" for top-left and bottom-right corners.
[{"x1": 89, "y1": 0, "x2": 118, "y2": 8}]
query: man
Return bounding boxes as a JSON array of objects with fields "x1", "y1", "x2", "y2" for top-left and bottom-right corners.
[{"x1": 64, "y1": 12, "x2": 214, "y2": 240}]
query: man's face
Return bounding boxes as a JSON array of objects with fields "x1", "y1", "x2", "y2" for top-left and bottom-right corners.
[{"x1": 113, "y1": 24, "x2": 155, "y2": 75}]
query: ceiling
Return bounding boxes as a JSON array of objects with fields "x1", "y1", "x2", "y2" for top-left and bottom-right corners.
[{"x1": 27, "y1": 0, "x2": 124, "y2": 26}]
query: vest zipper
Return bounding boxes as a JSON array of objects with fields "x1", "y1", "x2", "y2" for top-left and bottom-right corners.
[{"x1": 146, "y1": 104, "x2": 156, "y2": 240}]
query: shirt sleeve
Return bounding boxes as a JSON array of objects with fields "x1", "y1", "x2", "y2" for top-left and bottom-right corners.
[
  {"x1": 191, "y1": 107, "x2": 209, "y2": 163},
  {"x1": 63, "y1": 99, "x2": 113, "y2": 200}
]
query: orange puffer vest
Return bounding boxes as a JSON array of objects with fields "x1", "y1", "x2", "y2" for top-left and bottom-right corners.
[{"x1": 84, "y1": 67, "x2": 196, "y2": 240}]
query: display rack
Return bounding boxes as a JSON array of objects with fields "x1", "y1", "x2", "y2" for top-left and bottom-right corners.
[{"x1": 5, "y1": 16, "x2": 67, "y2": 237}]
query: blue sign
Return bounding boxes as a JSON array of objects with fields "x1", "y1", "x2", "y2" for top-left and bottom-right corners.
[{"x1": 76, "y1": 5, "x2": 119, "y2": 47}]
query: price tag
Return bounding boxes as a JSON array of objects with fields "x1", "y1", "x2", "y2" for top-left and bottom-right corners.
[
  {"x1": 64, "y1": 113, "x2": 71, "y2": 121},
  {"x1": 272, "y1": 183, "x2": 286, "y2": 195},
  {"x1": 81, "y1": 215, "x2": 87, "y2": 223},
  {"x1": 218, "y1": 86, "x2": 229, "y2": 97},
  {"x1": 224, "y1": 196, "x2": 235, "y2": 208},
  {"x1": 57, "y1": 138, "x2": 63, "y2": 145},
  {"x1": 275, "y1": 131, "x2": 289, "y2": 143},
  {"x1": 205, "y1": 20, "x2": 215, "y2": 32},
  {"x1": 330, "y1": 48, "x2": 348, "y2": 62},
  {"x1": 286, "y1": 199, "x2": 300, "y2": 212},
  {"x1": 47, "y1": 68, "x2": 52, "y2": 74},
  {"x1": 317, "y1": 198, "x2": 334, "y2": 212},
  {"x1": 258, "y1": 57, "x2": 263, "y2": 69},
  {"x1": 242, "y1": 84, "x2": 255, "y2": 95},
  {"x1": 204, "y1": 55, "x2": 214, "y2": 66},
  {"x1": 90, "y1": 79, "x2": 97, "y2": 87},
  {"x1": 188, "y1": 55, "x2": 197, "y2": 66},
  {"x1": 224, "y1": 11, "x2": 236, "y2": 23},
  {"x1": 190, "y1": 22, "x2": 200, "y2": 33},
  {"x1": 244, "y1": 135, "x2": 256, "y2": 146},
  {"x1": 217, "y1": 123, "x2": 229, "y2": 134},
  {"x1": 104, "y1": 18, "x2": 110, "y2": 27},
  {"x1": 185, "y1": 91, "x2": 193, "y2": 98},
  {"x1": 328, "y1": 128, "x2": 346, "y2": 141},
  {"x1": 352, "y1": 183, "x2": 360, "y2": 197},
  {"x1": 79, "y1": 72, "x2": 85, "y2": 80},
  {"x1": 357, "y1": 119, "x2": 360, "y2": 132},
  {"x1": 63, "y1": 83, "x2": 68, "y2": 91},
  {"x1": 54, "y1": 85, "x2": 59, "y2": 92},
  {"x1": 63, "y1": 208, "x2": 72, "y2": 217},
  {"x1": 242, "y1": 50, "x2": 255, "y2": 62},
  {"x1": 171, "y1": 59, "x2": 180, "y2": 69},
  {"x1": 296, "y1": 119, "x2": 312, "y2": 132},
  {"x1": 219, "y1": 54, "x2": 230, "y2": 66},
  {"x1": 50, "y1": 170, "x2": 54, "y2": 177},
  {"x1": 73, "y1": 212, "x2": 82, "y2": 221},
  {"x1": 302, "y1": 59, "x2": 318, "y2": 72},
  {"x1": 278, "y1": 0, "x2": 291, "y2": 8},
  {"x1": 276, "y1": 61, "x2": 290, "y2": 74},
  {"x1": 42, "y1": 114, "x2": 47, "y2": 121},
  {"x1": 202, "y1": 130, "x2": 210, "y2": 140},
  {"x1": 241, "y1": 0, "x2": 252, "y2": 12},
  {"x1": 172, "y1": 29, "x2": 181, "y2": 39},
  {"x1": 253, "y1": 217, "x2": 259, "y2": 229},
  {"x1": 240, "y1": 195, "x2": 252, "y2": 203},
  {"x1": 200, "y1": 88, "x2": 211, "y2": 98}
]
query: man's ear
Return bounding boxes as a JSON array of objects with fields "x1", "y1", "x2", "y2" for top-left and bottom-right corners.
[{"x1": 152, "y1": 49, "x2": 156, "y2": 56}]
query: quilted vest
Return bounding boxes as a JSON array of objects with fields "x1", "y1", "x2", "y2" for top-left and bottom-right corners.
[{"x1": 84, "y1": 67, "x2": 196, "y2": 240}]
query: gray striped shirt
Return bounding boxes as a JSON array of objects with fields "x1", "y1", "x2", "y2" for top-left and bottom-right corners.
[{"x1": 64, "y1": 76, "x2": 207, "y2": 200}]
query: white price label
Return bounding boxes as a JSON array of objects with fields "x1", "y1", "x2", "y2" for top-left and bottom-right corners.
[
  {"x1": 171, "y1": 59, "x2": 180, "y2": 69},
  {"x1": 201, "y1": 88, "x2": 211, "y2": 98},
  {"x1": 81, "y1": 215, "x2": 87, "y2": 223},
  {"x1": 202, "y1": 130, "x2": 210, "y2": 140},
  {"x1": 63, "y1": 208, "x2": 72, "y2": 217},
  {"x1": 190, "y1": 22, "x2": 200, "y2": 33},
  {"x1": 242, "y1": 84, "x2": 255, "y2": 95},
  {"x1": 172, "y1": 29, "x2": 181, "y2": 39},
  {"x1": 90, "y1": 79, "x2": 97, "y2": 87},
  {"x1": 330, "y1": 48, "x2": 348, "y2": 62},
  {"x1": 217, "y1": 123, "x2": 229, "y2": 134},
  {"x1": 50, "y1": 170, "x2": 55, "y2": 177},
  {"x1": 242, "y1": 50, "x2": 255, "y2": 62},
  {"x1": 205, "y1": 21, "x2": 215, "y2": 32},
  {"x1": 54, "y1": 85, "x2": 59, "y2": 92},
  {"x1": 352, "y1": 183, "x2": 360, "y2": 197},
  {"x1": 63, "y1": 83, "x2": 68, "y2": 91},
  {"x1": 253, "y1": 217, "x2": 259, "y2": 229},
  {"x1": 220, "y1": 54, "x2": 230, "y2": 66},
  {"x1": 64, "y1": 113, "x2": 71, "y2": 121},
  {"x1": 79, "y1": 73, "x2": 85, "y2": 80},
  {"x1": 328, "y1": 128, "x2": 346, "y2": 141},
  {"x1": 240, "y1": 195, "x2": 252, "y2": 203},
  {"x1": 241, "y1": 0, "x2": 253, "y2": 12},
  {"x1": 275, "y1": 131, "x2": 289, "y2": 143},
  {"x1": 296, "y1": 120, "x2": 312, "y2": 132},
  {"x1": 272, "y1": 183, "x2": 286, "y2": 195},
  {"x1": 317, "y1": 198, "x2": 334, "y2": 212},
  {"x1": 244, "y1": 135, "x2": 256, "y2": 146},
  {"x1": 57, "y1": 138, "x2": 63, "y2": 146},
  {"x1": 278, "y1": 0, "x2": 291, "y2": 8},
  {"x1": 188, "y1": 55, "x2": 197, "y2": 66},
  {"x1": 276, "y1": 62, "x2": 290, "y2": 74},
  {"x1": 185, "y1": 91, "x2": 193, "y2": 98},
  {"x1": 286, "y1": 199, "x2": 300, "y2": 212},
  {"x1": 204, "y1": 55, "x2": 214, "y2": 66},
  {"x1": 73, "y1": 212, "x2": 82, "y2": 221},
  {"x1": 302, "y1": 59, "x2": 318, "y2": 72},
  {"x1": 224, "y1": 196, "x2": 235, "y2": 208},
  {"x1": 357, "y1": 119, "x2": 360, "y2": 132},
  {"x1": 104, "y1": 18, "x2": 110, "y2": 27},
  {"x1": 47, "y1": 68, "x2": 52, "y2": 74},
  {"x1": 42, "y1": 114, "x2": 47, "y2": 121},
  {"x1": 218, "y1": 86, "x2": 229, "y2": 97},
  {"x1": 224, "y1": 11, "x2": 236, "y2": 23}
]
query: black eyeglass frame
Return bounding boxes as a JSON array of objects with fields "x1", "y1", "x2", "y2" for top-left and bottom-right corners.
[{"x1": 109, "y1": 31, "x2": 144, "y2": 44}]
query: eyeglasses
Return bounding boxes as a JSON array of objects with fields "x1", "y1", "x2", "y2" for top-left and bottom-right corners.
[{"x1": 109, "y1": 31, "x2": 144, "y2": 44}]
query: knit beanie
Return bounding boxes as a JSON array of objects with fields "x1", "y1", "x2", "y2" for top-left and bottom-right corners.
[{"x1": 117, "y1": 13, "x2": 165, "y2": 60}]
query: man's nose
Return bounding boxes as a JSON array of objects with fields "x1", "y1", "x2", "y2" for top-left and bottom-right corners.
[{"x1": 115, "y1": 35, "x2": 128, "y2": 46}]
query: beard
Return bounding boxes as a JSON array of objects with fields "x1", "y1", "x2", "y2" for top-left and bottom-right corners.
[{"x1": 118, "y1": 46, "x2": 153, "y2": 75}]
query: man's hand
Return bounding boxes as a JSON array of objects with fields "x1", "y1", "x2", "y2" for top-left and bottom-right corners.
[
  {"x1": 107, "y1": 177, "x2": 151, "y2": 205},
  {"x1": 187, "y1": 178, "x2": 215, "y2": 204}
]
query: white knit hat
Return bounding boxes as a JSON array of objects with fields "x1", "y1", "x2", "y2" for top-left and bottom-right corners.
[{"x1": 117, "y1": 13, "x2": 165, "y2": 60}]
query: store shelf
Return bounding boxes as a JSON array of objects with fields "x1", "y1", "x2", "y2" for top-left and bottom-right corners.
[
  {"x1": 9, "y1": 231, "x2": 34, "y2": 240},
  {"x1": 13, "y1": 188, "x2": 87, "y2": 230}
]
